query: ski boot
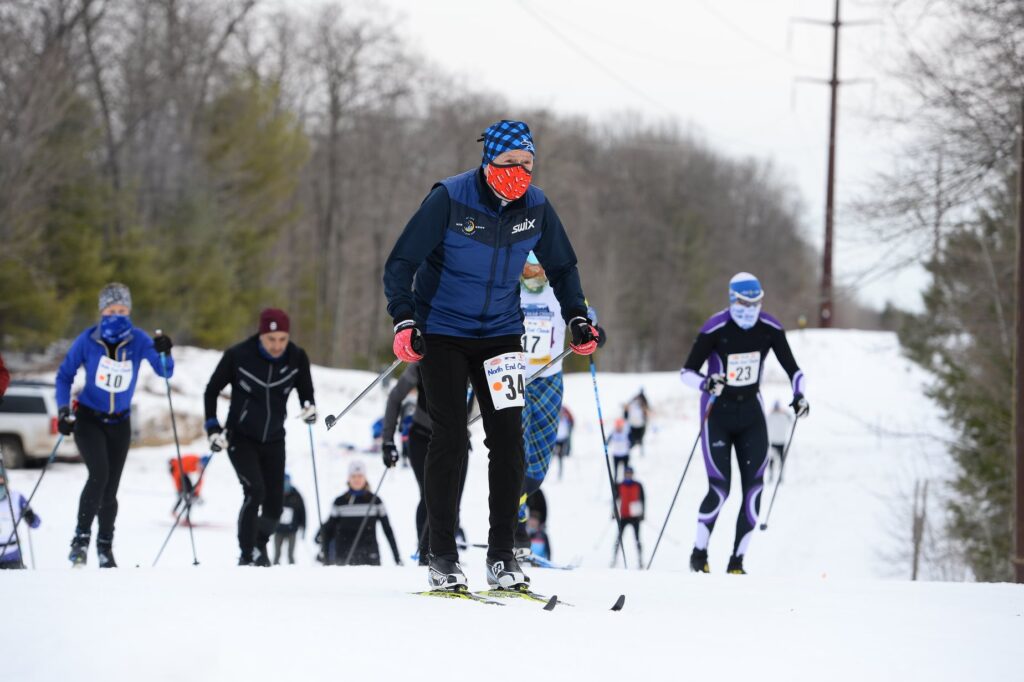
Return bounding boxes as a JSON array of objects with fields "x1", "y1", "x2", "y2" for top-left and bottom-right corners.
[
  {"x1": 69, "y1": 532, "x2": 90, "y2": 568},
  {"x1": 726, "y1": 555, "x2": 746, "y2": 575},
  {"x1": 238, "y1": 551, "x2": 255, "y2": 566},
  {"x1": 97, "y1": 537, "x2": 117, "y2": 569},
  {"x1": 253, "y1": 539, "x2": 272, "y2": 567},
  {"x1": 427, "y1": 555, "x2": 468, "y2": 590},
  {"x1": 485, "y1": 556, "x2": 530, "y2": 590},
  {"x1": 689, "y1": 547, "x2": 710, "y2": 573}
]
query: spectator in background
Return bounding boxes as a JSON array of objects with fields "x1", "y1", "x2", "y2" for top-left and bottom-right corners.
[
  {"x1": 766, "y1": 401, "x2": 794, "y2": 485},
  {"x1": 274, "y1": 474, "x2": 306, "y2": 565},
  {"x1": 612, "y1": 466, "x2": 645, "y2": 569},
  {"x1": 318, "y1": 461, "x2": 401, "y2": 567}
]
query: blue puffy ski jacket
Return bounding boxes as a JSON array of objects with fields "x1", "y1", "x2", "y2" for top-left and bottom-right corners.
[
  {"x1": 56, "y1": 325, "x2": 173, "y2": 417},
  {"x1": 383, "y1": 169, "x2": 587, "y2": 337}
]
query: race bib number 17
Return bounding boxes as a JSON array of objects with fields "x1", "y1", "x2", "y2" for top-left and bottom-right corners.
[
  {"x1": 95, "y1": 356, "x2": 133, "y2": 394},
  {"x1": 484, "y1": 352, "x2": 526, "y2": 411}
]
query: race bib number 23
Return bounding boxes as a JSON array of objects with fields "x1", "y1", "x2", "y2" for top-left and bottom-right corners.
[
  {"x1": 726, "y1": 351, "x2": 760, "y2": 387},
  {"x1": 484, "y1": 352, "x2": 526, "y2": 411}
]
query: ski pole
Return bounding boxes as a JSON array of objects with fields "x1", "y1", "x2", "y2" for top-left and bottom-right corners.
[
  {"x1": 0, "y1": 447, "x2": 25, "y2": 568},
  {"x1": 27, "y1": 525, "x2": 35, "y2": 569},
  {"x1": 325, "y1": 359, "x2": 402, "y2": 431},
  {"x1": 307, "y1": 424, "x2": 324, "y2": 531},
  {"x1": 153, "y1": 451, "x2": 217, "y2": 567},
  {"x1": 647, "y1": 395, "x2": 717, "y2": 570},
  {"x1": 156, "y1": 337, "x2": 200, "y2": 566},
  {"x1": 341, "y1": 466, "x2": 390, "y2": 566},
  {"x1": 759, "y1": 416, "x2": 801, "y2": 531},
  {"x1": 2, "y1": 434, "x2": 62, "y2": 550},
  {"x1": 468, "y1": 347, "x2": 573, "y2": 427},
  {"x1": 589, "y1": 356, "x2": 629, "y2": 570}
]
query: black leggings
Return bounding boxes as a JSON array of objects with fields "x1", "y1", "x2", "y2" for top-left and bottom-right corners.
[
  {"x1": 408, "y1": 423, "x2": 468, "y2": 558},
  {"x1": 74, "y1": 412, "x2": 132, "y2": 540},
  {"x1": 695, "y1": 397, "x2": 769, "y2": 557},
  {"x1": 227, "y1": 433, "x2": 286, "y2": 555},
  {"x1": 613, "y1": 518, "x2": 642, "y2": 567},
  {"x1": 419, "y1": 334, "x2": 525, "y2": 561}
]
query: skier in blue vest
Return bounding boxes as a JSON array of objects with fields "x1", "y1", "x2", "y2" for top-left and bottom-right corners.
[
  {"x1": 383, "y1": 120, "x2": 600, "y2": 591},
  {"x1": 56, "y1": 282, "x2": 174, "y2": 568}
]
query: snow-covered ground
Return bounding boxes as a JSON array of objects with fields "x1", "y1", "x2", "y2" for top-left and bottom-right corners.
[{"x1": 5, "y1": 329, "x2": 1021, "y2": 681}]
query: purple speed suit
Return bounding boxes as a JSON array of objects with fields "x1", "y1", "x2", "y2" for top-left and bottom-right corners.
[{"x1": 680, "y1": 309, "x2": 805, "y2": 558}]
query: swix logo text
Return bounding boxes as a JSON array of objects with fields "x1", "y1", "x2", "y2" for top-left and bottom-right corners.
[{"x1": 511, "y1": 218, "x2": 535, "y2": 234}]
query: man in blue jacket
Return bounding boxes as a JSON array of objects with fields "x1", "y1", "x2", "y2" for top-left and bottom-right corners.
[{"x1": 383, "y1": 120, "x2": 600, "y2": 591}]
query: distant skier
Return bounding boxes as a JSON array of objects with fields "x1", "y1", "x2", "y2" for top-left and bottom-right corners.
[
  {"x1": 553, "y1": 405, "x2": 574, "y2": 480},
  {"x1": 0, "y1": 470, "x2": 40, "y2": 569},
  {"x1": 608, "y1": 419, "x2": 632, "y2": 481},
  {"x1": 625, "y1": 390, "x2": 651, "y2": 457},
  {"x1": 169, "y1": 454, "x2": 209, "y2": 517},
  {"x1": 383, "y1": 119, "x2": 598, "y2": 591},
  {"x1": 516, "y1": 252, "x2": 605, "y2": 556},
  {"x1": 680, "y1": 273, "x2": 808, "y2": 575},
  {"x1": 612, "y1": 466, "x2": 645, "y2": 568},
  {"x1": 56, "y1": 282, "x2": 174, "y2": 568},
  {"x1": 318, "y1": 461, "x2": 401, "y2": 566},
  {"x1": 765, "y1": 401, "x2": 794, "y2": 485},
  {"x1": 274, "y1": 474, "x2": 306, "y2": 565},
  {"x1": 203, "y1": 308, "x2": 316, "y2": 566}
]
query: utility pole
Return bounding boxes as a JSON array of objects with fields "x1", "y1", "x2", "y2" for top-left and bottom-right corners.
[
  {"x1": 793, "y1": 0, "x2": 872, "y2": 327},
  {"x1": 1014, "y1": 94, "x2": 1024, "y2": 584}
]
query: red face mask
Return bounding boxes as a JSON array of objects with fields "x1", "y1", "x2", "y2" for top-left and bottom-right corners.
[{"x1": 485, "y1": 163, "x2": 532, "y2": 201}]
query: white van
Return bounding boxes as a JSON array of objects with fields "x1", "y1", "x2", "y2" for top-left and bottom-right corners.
[{"x1": 0, "y1": 381, "x2": 79, "y2": 468}]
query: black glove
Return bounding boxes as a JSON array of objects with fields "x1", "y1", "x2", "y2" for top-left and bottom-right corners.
[
  {"x1": 153, "y1": 333, "x2": 173, "y2": 355},
  {"x1": 24, "y1": 508, "x2": 38, "y2": 525},
  {"x1": 595, "y1": 324, "x2": 608, "y2": 348},
  {"x1": 382, "y1": 441, "x2": 399, "y2": 468},
  {"x1": 702, "y1": 373, "x2": 726, "y2": 397},
  {"x1": 791, "y1": 393, "x2": 809, "y2": 418},
  {"x1": 57, "y1": 406, "x2": 76, "y2": 436}
]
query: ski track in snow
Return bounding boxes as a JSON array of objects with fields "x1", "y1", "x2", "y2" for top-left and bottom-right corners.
[{"x1": 5, "y1": 330, "x2": 1022, "y2": 681}]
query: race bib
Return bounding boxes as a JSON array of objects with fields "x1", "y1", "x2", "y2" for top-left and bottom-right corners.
[
  {"x1": 279, "y1": 508, "x2": 295, "y2": 526},
  {"x1": 726, "y1": 351, "x2": 760, "y2": 387},
  {"x1": 629, "y1": 501, "x2": 644, "y2": 517},
  {"x1": 521, "y1": 316, "x2": 554, "y2": 364},
  {"x1": 95, "y1": 356, "x2": 133, "y2": 394},
  {"x1": 484, "y1": 352, "x2": 526, "y2": 411}
]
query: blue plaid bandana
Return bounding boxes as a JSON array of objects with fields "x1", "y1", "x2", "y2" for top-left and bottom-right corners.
[{"x1": 479, "y1": 120, "x2": 536, "y2": 166}]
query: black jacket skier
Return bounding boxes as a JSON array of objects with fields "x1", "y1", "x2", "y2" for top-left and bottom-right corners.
[{"x1": 319, "y1": 488, "x2": 401, "y2": 567}]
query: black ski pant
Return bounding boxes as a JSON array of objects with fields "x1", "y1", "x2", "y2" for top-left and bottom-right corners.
[
  {"x1": 408, "y1": 422, "x2": 468, "y2": 558},
  {"x1": 227, "y1": 432, "x2": 286, "y2": 557},
  {"x1": 73, "y1": 410, "x2": 132, "y2": 541},
  {"x1": 613, "y1": 518, "x2": 642, "y2": 567},
  {"x1": 419, "y1": 334, "x2": 524, "y2": 562},
  {"x1": 694, "y1": 396, "x2": 769, "y2": 558},
  {"x1": 613, "y1": 454, "x2": 630, "y2": 481}
]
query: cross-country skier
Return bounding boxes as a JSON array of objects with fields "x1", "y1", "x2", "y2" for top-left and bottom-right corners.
[
  {"x1": 612, "y1": 466, "x2": 645, "y2": 568},
  {"x1": 608, "y1": 419, "x2": 632, "y2": 481},
  {"x1": 383, "y1": 119, "x2": 599, "y2": 591},
  {"x1": 680, "y1": 272, "x2": 808, "y2": 574},
  {"x1": 553, "y1": 405, "x2": 574, "y2": 480},
  {"x1": 516, "y1": 252, "x2": 605, "y2": 557},
  {"x1": 203, "y1": 308, "x2": 316, "y2": 566},
  {"x1": 625, "y1": 390, "x2": 651, "y2": 457},
  {"x1": 382, "y1": 362, "x2": 469, "y2": 565},
  {"x1": 56, "y1": 282, "x2": 174, "y2": 568},
  {"x1": 766, "y1": 400, "x2": 793, "y2": 485},
  {"x1": 318, "y1": 461, "x2": 401, "y2": 566},
  {"x1": 0, "y1": 469, "x2": 40, "y2": 569},
  {"x1": 274, "y1": 474, "x2": 306, "y2": 565}
]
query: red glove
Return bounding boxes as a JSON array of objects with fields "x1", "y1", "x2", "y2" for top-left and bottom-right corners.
[
  {"x1": 569, "y1": 317, "x2": 599, "y2": 356},
  {"x1": 393, "y1": 321, "x2": 425, "y2": 362}
]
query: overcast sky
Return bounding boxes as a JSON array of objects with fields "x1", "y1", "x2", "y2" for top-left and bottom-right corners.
[{"x1": 296, "y1": 0, "x2": 925, "y2": 311}]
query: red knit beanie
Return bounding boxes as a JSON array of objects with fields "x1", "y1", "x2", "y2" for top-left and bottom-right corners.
[{"x1": 258, "y1": 308, "x2": 290, "y2": 334}]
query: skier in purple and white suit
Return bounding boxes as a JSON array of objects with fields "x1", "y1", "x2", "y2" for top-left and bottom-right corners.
[{"x1": 679, "y1": 272, "x2": 808, "y2": 575}]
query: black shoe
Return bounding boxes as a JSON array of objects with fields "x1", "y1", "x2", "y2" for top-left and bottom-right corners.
[
  {"x1": 689, "y1": 548, "x2": 709, "y2": 573},
  {"x1": 485, "y1": 556, "x2": 530, "y2": 590},
  {"x1": 726, "y1": 555, "x2": 746, "y2": 575},
  {"x1": 427, "y1": 555, "x2": 468, "y2": 590},
  {"x1": 253, "y1": 539, "x2": 271, "y2": 567},
  {"x1": 238, "y1": 552, "x2": 254, "y2": 566},
  {"x1": 69, "y1": 532, "x2": 90, "y2": 568},
  {"x1": 97, "y1": 539, "x2": 117, "y2": 569}
]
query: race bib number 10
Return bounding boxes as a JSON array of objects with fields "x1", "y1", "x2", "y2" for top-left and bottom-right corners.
[
  {"x1": 95, "y1": 356, "x2": 133, "y2": 394},
  {"x1": 484, "y1": 352, "x2": 526, "y2": 411},
  {"x1": 726, "y1": 351, "x2": 760, "y2": 387}
]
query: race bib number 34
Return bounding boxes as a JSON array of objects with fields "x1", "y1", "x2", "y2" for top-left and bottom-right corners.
[
  {"x1": 95, "y1": 356, "x2": 133, "y2": 394},
  {"x1": 726, "y1": 351, "x2": 760, "y2": 387},
  {"x1": 484, "y1": 352, "x2": 526, "y2": 411}
]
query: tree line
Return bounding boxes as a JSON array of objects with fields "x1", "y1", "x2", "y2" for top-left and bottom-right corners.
[{"x1": 0, "y1": 0, "x2": 839, "y2": 371}]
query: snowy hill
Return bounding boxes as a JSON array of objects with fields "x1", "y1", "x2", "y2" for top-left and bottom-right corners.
[{"x1": 5, "y1": 329, "x2": 1022, "y2": 681}]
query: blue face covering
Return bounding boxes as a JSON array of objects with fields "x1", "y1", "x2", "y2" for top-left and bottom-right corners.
[
  {"x1": 729, "y1": 302, "x2": 761, "y2": 330},
  {"x1": 100, "y1": 314, "x2": 133, "y2": 344}
]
